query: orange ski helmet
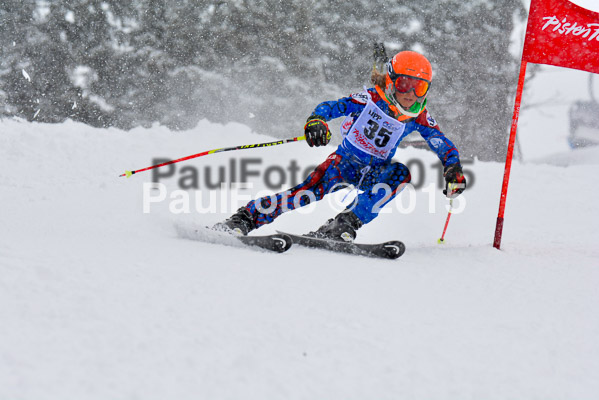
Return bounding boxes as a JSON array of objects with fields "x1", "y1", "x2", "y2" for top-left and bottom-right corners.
[
  {"x1": 385, "y1": 51, "x2": 432, "y2": 98},
  {"x1": 381, "y1": 51, "x2": 433, "y2": 118}
]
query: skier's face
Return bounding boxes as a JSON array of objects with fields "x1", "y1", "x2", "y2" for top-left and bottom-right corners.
[{"x1": 394, "y1": 90, "x2": 418, "y2": 109}]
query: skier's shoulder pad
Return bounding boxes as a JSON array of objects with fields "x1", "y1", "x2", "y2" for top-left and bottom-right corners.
[
  {"x1": 349, "y1": 88, "x2": 382, "y2": 105},
  {"x1": 414, "y1": 108, "x2": 441, "y2": 131}
]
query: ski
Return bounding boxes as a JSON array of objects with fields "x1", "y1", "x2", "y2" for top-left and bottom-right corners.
[
  {"x1": 175, "y1": 224, "x2": 292, "y2": 253},
  {"x1": 279, "y1": 232, "x2": 405, "y2": 259},
  {"x1": 236, "y1": 233, "x2": 293, "y2": 253}
]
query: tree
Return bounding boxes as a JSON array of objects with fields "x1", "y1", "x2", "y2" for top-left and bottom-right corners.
[
  {"x1": 401, "y1": 0, "x2": 527, "y2": 161},
  {"x1": 0, "y1": 0, "x2": 527, "y2": 163}
]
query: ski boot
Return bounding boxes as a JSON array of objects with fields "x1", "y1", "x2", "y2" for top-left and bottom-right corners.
[
  {"x1": 213, "y1": 207, "x2": 256, "y2": 235},
  {"x1": 307, "y1": 211, "x2": 363, "y2": 242}
]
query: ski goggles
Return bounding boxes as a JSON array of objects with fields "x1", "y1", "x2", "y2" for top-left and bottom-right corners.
[
  {"x1": 392, "y1": 75, "x2": 430, "y2": 97},
  {"x1": 387, "y1": 63, "x2": 430, "y2": 97}
]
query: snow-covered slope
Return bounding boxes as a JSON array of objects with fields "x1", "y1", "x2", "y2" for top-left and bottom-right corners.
[{"x1": 1, "y1": 118, "x2": 598, "y2": 399}]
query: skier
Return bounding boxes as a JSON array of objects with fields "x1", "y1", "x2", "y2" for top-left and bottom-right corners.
[{"x1": 215, "y1": 50, "x2": 466, "y2": 242}]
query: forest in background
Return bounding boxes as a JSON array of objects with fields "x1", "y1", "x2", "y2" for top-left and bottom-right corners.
[{"x1": 0, "y1": 0, "x2": 527, "y2": 161}]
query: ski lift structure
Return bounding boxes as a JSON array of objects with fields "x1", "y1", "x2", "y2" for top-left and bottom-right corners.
[{"x1": 568, "y1": 73, "x2": 599, "y2": 148}]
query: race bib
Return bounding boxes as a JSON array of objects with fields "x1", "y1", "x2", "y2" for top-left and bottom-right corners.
[{"x1": 345, "y1": 100, "x2": 406, "y2": 159}]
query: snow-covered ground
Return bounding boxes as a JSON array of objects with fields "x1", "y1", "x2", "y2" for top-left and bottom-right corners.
[
  {"x1": 3, "y1": 1, "x2": 599, "y2": 392},
  {"x1": 1, "y1": 103, "x2": 598, "y2": 399}
]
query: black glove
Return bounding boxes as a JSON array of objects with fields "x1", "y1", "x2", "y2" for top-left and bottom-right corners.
[
  {"x1": 304, "y1": 117, "x2": 331, "y2": 147},
  {"x1": 443, "y1": 164, "x2": 467, "y2": 198}
]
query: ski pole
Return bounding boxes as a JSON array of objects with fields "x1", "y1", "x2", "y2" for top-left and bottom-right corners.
[
  {"x1": 437, "y1": 183, "x2": 456, "y2": 244},
  {"x1": 119, "y1": 136, "x2": 305, "y2": 178},
  {"x1": 373, "y1": 42, "x2": 388, "y2": 72}
]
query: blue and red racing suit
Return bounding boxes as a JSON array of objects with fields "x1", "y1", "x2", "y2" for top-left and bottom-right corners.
[{"x1": 244, "y1": 87, "x2": 462, "y2": 227}]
